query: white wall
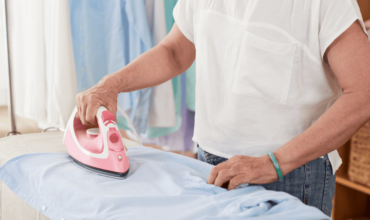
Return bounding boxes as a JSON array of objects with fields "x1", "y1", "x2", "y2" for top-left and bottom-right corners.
[{"x1": 0, "y1": 2, "x2": 8, "y2": 107}]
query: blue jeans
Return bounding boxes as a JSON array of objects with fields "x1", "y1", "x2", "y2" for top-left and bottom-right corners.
[{"x1": 197, "y1": 146, "x2": 336, "y2": 216}]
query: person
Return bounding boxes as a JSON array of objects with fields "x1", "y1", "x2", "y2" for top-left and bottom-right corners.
[
  {"x1": 76, "y1": 0, "x2": 370, "y2": 216},
  {"x1": 365, "y1": 19, "x2": 370, "y2": 30}
]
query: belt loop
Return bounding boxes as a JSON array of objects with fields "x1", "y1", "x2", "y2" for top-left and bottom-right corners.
[{"x1": 324, "y1": 154, "x2": 329, "y2": 161}]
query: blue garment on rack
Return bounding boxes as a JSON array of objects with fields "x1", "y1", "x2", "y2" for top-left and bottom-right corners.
[
  {"x1": 69, "y1": 0, "x2": 152, "y2": 133},
  {"x1": 0, "y1": 147, "x2": 329, "y2": 220}
]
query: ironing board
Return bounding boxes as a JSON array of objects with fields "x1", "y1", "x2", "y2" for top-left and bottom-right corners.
[{"x1": 0, "y1": 132, "x2": 140, "y2": 220}]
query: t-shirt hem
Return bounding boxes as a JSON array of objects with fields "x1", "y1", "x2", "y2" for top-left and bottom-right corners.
[
  {"x1": 328, "y1": 150, "x2": 342, "y2": 175},
  {"x1": 193, "y1": 137, "x2": 235, "y2": 159},
  {"x1": 194, "y1": 137, "x2": 341, "y2": 174}
]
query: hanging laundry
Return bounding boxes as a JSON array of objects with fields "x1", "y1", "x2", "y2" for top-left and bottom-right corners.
[
  {"x1": 144, "y1": 0, "x2": 177, "y2": 128},
  {"x1": 130, "y1": 72, "x2": 196, "y2": 152},
  {"x1": 144, "y1": 0, "x2": 182, "y2": 138},
  {"x1": 186, "y1": 61, "x2": 196, "y2": 111},
  {"x1": 164, "y1": 0, "x2": 178, "y2": 32},
  {"x1": 7, "y1": 0, "x2": 77, "y2": 129},
  {"x1": 69, "y1": 0, "x2": 153, "y2": 134},
  {"x1": 157, "y1": 73, "x2": 196, "y2": 152},
  {"x1": 130, "y1": 0, "x2": 196, "y2": 152},
  {"x1": 148, "y1": 0, "x2": 196, "y2": 152},
  {"x1": 164, "y1": 0, "x2": 197, "y2": 111}
]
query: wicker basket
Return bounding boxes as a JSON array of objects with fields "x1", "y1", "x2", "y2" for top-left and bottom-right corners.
[{"x1": 348, "y1": 121, "x2": 370, "y2": 187}]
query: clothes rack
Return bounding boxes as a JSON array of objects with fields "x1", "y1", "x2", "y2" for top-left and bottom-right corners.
[{"x1": 2, "y1": 0, "x2": 20, "y2": 136}]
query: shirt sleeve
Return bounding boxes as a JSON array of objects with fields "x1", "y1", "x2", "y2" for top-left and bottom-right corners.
[
  {"x1": 319, "y1": 0, "x2": 369, "y2": 59},
  {"x1": 173, "y1": 0, "x2": 195, "y2": 43}
]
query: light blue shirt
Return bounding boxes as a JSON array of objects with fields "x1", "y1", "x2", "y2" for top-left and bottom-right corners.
[
  {"x1": 69, "y1": 0, "x2": 152, "y2": 133},
  {"x1": 0, "y1": 146, "x2": 329, "y2": 220}
]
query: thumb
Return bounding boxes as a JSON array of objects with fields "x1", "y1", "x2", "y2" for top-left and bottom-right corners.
[
  {"x1": 86, "y1": 102, "x2": 100, "y2": 125},
  {"x1": 107, "y1": 104, "x2": 117, "y2": 121}
]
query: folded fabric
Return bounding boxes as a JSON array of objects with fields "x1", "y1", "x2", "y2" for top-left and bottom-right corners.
[{"x1": 0, "y1": 146, "x2": 328, "y2": 220}]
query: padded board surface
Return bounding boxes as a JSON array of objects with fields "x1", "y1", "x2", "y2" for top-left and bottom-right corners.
[{"x1": 0, "y1": 132, "x2": 139, "y2": 220}]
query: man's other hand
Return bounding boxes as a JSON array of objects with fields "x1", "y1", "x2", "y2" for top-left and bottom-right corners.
[{"x1": 207, "y1": 155, "x2": 279, "y2": 190}]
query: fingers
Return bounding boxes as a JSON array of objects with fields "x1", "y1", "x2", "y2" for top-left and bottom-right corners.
[
  {"x1": 107, "y1": 104, "x2": 117, "y2": 121},
  {"x1": 207, "y1": 161, "x2": 229, "y2": 184},
  {"x1": 76, "y1": 95, "x2": 81, "y2": 119},
  {"x1": 76, "y1": 92, "x2": 92, "y2": 126},
  {"x1": 208, "y1": 164, "x2": 249, "y2": 190},
  {"x1": 228, "y1": 175, "x2": 247, "y2": 190},
  {"x1": 79, "y1": 98, "x2": 88, "y2": 125},
  {"x1": 85, "y1": 101, "x2": 100, "y2": 125},
  {"x1": 213, "y1": 169, "x2": 236, "y2": 188},
  {"x1": 76, "y1": 93, "x2": 87, "y2": 125},
  {"x1": 75, "y1": 84, "x2": 118, "y2": 126}
]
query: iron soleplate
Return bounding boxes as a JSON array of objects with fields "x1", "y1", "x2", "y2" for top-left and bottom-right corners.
[{"x1": 70, "y1": 156, "x2": 129, "y2": 180}]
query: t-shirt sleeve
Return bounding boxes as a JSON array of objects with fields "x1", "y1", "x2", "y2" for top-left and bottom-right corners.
[
  {"x1": 173, "y1": 0, "x2": 195, "y2": 43},
  {"x1": 319, "y1": 0, "x2": 369, "y2": 59}
]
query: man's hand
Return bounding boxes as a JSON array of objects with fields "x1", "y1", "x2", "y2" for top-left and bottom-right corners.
[
  {"x1": 76, "y1": 76, "x2": 120, "y2": 126},
  {"x1": 207, "y1": 155, "x2": 278, "y2": 190}
]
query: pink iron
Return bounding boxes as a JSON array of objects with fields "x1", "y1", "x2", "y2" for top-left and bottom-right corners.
[{"x1": 64, "y1": 106, "x2": 141, "y2": 179}]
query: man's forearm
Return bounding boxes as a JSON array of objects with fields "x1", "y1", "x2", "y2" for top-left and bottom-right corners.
[
  {"x1": 75, "y1": 23, "x2": 195, "y2": 125},
  {"x1": 104, "y1": 44, "x2": 184, "y2": 93},
  {"x1": 102, "y1": 23, "x2": 195, "y2": 94},
  {"x1": 275, "y1": 21, "x2": 370, "y2": 175},
  {"x1": 274, "y1": 93, "x2": 370, "y2": 175}
]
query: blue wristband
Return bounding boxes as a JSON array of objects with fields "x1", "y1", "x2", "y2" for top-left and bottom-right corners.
[{"x1": 268, "y1": 151, "x2": 283, "y2": 182}]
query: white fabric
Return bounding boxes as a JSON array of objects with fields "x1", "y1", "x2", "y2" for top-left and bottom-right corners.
[
  {"x1": 0, "y1": 2, "x2": 8, "y2": 106},
  {"x1": 173, "y1": 0, "x2": 369, "y2": 174},
  {"x1": 145, "y1": 0, "x2": 177, "y2": 127},
  {"x1": 7, "y1": 0, "x2": 77, "y2": 129},
  {"x1": 0, "y1": 132, "x2": 140, "y2": 220}
]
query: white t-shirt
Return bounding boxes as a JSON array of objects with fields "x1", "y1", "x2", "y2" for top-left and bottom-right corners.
[{"x1": 173, "y1": 0, "x2": 368, "y2": 174}]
